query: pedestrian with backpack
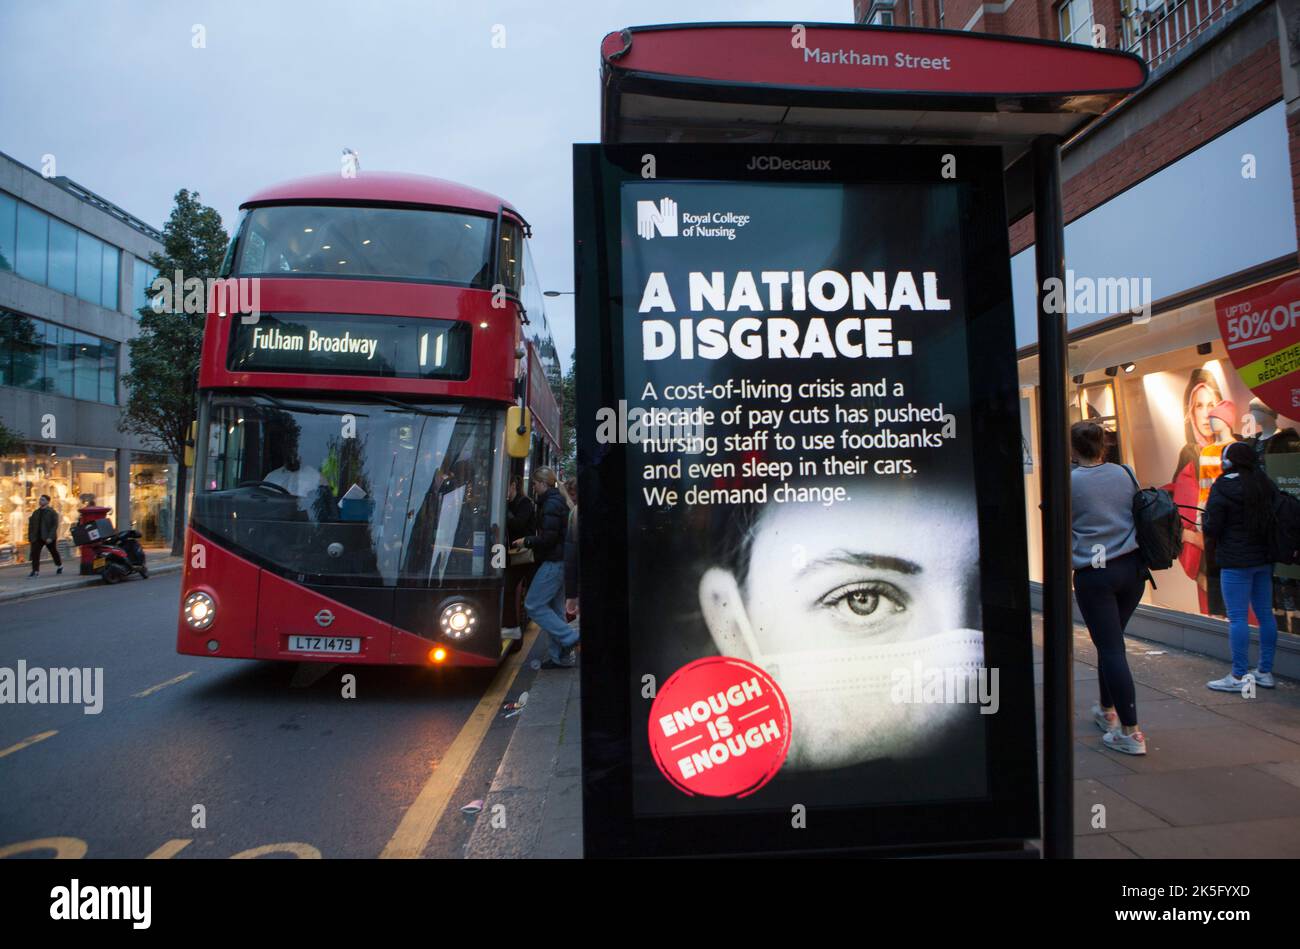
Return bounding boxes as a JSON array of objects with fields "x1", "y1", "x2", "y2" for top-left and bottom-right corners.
[
  {"x1": 1202, "y1": 440, "x2": 1278, "y2": 691},
  {"x1": 1070, "y1": 421, "x2": 1148, "y2": 755}
]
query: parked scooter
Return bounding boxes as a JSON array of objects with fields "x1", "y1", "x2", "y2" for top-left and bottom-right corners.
[{"x1": 78, "y1": 528, "x2": 149, "y2": 584}]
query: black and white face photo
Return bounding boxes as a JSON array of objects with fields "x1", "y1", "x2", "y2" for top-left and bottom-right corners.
[{"x1": 698, "y1": 477, "x2": 985, "y2": 772}]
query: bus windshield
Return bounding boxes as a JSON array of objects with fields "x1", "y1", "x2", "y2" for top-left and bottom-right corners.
[
  {"x1": 234, "y1": 205, "x2": 495, "y2": 286},
  {"x1": 193, "y1": 395, "x2": 504, "y2": 585}
]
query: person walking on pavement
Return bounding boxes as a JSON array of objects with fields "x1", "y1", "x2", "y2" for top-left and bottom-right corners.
[
  {"x1": 27, "y1": 495, "x2": 63, "y2": 578},
  {"x1": 512, "y1": 467, "x2": 578, "y2": 668},
  {"x1": 1070, "y1": 421, "x2": 1148, "y2": 755},
  {"x1": 1203, "y1": 440, "x2": 1279, "y2": 691}
]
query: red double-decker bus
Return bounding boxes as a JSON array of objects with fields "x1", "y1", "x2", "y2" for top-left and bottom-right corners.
[{"x1": 176, "y1": 172, "x2": 562, "y2": 668}]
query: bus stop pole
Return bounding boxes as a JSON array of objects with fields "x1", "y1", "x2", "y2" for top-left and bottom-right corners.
[{"x1": 1033, "y1": 135, "x2": 1074, "y2": 859}]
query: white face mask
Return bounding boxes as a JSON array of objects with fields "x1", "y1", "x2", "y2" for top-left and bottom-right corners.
[{"x1": 703, "y1": 570, "x2": 986, "y2": 771}]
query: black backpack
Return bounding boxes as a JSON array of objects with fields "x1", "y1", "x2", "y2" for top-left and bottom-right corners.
[
  {"x1": 1268, "y1": 488, "x2": 1300, "y2": 565},
  {"x1": 1121, "y1": 465, "x2": 1184, "y2": 574}
]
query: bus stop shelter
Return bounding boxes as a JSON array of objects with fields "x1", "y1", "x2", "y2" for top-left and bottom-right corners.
[{"x1": 597, "y1": 21, "x2": 1146, "y2": 858}]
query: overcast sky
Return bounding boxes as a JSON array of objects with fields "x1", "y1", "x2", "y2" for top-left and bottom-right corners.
[{"x1": 0, "y1": 0, "x2": 852, "y2": 370}]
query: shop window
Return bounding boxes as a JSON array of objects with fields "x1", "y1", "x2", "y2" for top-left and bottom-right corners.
[
  {"x1": 1071, "y1": 380, "x2": 1121, "y2": 463},
  {"x1": 130, "y1": 453, "x2": 174, "y2": 548},
  {"x1": 0, "y1": 444, "x2": 115, "y2": 566}
]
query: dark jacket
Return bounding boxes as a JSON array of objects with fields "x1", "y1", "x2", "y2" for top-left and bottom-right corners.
[
  {"x1": 564, "y1": 508, "x2": 578, "y2": 599},
  {"x1": 524, "y1": 487, "x2": 566, "y2": 563},
  {"x1": 28, "y1": 506, "x2": 58, "y2": 544},
  {"x1": 1202, "y1": 471, "x2": 1275, "y2": 568},
  {"x1": 506, "y1": 493, "x2": 535, "y2": 544}
]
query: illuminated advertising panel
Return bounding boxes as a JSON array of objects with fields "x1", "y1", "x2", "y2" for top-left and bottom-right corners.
[{"x1": 575, "y1": 144, "x2": 1038, "y2": 857}]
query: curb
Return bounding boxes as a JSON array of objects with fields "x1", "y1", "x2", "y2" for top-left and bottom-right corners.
[
  {"x1": 464, "y1": 661, "x2": 582, "y2": 859},
  {"x1": 0, "y1": 561, "x2": 184, "y2": 604}
]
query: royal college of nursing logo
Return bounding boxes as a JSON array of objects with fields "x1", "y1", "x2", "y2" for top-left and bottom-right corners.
[{"x1": 636, "y1": 197, "x2": 678, "y2": 239}]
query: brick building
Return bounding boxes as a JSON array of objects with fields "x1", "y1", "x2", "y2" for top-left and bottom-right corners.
[{"x1": 853, "y1": 0, "x2": 1300, "y2": 672}]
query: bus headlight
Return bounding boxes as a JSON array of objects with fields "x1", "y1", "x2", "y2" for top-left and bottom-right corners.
[
  {"x1": 184, "y1": 591, "x2": 216, "y2": 630},
  {"x1": 439, "y1": 601, "x2": 478, "y2": 641}
]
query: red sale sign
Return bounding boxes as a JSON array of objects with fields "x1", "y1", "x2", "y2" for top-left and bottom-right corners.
[
  {"x1": 1216, "y1": 274, "x2": 1300, "y2": 414},
  {"x1": 648, "y1": 657, "x2": 792, "y2": 798}
]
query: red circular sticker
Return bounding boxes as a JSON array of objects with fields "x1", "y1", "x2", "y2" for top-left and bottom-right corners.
[{"x1": 648, "y1": 657, "x2": 791, "y2": 798}]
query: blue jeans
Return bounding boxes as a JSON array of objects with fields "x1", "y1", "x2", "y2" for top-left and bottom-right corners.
[
  {"x1": 1219, "y1": 565, "x2": 1278, "y2": 677},
  {"x1": 525, "y1": 560, "x2": 578, "y2": 662}
]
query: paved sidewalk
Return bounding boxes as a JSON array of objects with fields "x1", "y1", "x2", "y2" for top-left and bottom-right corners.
[
  {"x1": 463, "y1": 646, "x2": 582, "y2": 859},
  {"x1": 1034, "y1": 613, "x2": 1300, "y2": 858},
  {"x1": 467, "y1": 615, "x2": 1300, "y2": 858},
  {"x1": 0, "y1": 551, "x2": 183, "y2": 603}
]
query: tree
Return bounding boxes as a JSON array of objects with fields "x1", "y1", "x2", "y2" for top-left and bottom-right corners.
[
  {"x1": 0, "y1": 416, "x2": 21, "y2": 457},
  {"x1": 560, "y1": 350, "x2": 577, "y2": 473},
  {"x1": 119, "y1": 189, "x2": 229, "y2": 557}
]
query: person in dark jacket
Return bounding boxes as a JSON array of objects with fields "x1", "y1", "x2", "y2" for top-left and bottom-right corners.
[
  {"x1": 1202, "y1": 440, "x2": 1279, "y2": 691},
  {"x1": 562, "y1": 476, "x2": 578, "y2": 622},
  {"x1": 500, "y1": 474, "x2": 536, "y2": 642},
  {"x1": 27, "y1": 495, "x2": 63, "y2": 577},
  {"x1": 512, "y1": 467, "x2": 578, "y2": 668}
]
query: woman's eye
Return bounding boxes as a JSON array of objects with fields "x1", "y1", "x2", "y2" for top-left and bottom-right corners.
[{"x1": 819, "y1": 582, "x2": 907, "y2": 622}]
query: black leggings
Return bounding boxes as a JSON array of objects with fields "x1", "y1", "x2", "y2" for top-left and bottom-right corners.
[{"x1": 1073, "y1": 551, "x2": 1146, "y2": 728}]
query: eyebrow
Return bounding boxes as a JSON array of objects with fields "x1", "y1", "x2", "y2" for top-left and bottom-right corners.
[{"x1": 798, "y1": 550, "x2": 922, "y2": 577}]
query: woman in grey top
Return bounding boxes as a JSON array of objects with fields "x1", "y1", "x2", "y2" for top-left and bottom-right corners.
[{"x1": 1070, "y1": 421, "x2": 1148, "y2": 755}]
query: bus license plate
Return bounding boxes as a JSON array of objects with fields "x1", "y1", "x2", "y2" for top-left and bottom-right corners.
[{"x1": 288, "y1": 635, "x2": 360, "y2": 655}]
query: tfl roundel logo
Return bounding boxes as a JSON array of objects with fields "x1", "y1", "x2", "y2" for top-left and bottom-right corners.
[{"x1": 314, "y1": 609, "x2": 335, "y2": 628}]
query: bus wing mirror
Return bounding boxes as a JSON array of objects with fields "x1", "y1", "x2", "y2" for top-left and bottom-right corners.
[
  {"x1": 184, "y1": 419, "x2": 198, "y2": 468},
  {"x1": 506, "y1": 406, "x2": 531, "y2": 459}
]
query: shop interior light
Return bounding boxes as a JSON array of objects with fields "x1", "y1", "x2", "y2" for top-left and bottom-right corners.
[
  {"x1": 1197, "y1": 342, "x2": 1213, "y2": 355},
  {"x1": 1071, "y1": 374, "x2": 1084, "y2": 385},
  {"x1": 1104, "y1": 366, "x2": 1119, "y2": 377},
  {"x1": 1122, "y1": 362, "x2": 1136, "y2": 373}
]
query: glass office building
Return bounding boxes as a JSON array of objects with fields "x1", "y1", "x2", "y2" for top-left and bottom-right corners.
[{"x1": 0, "y1": 151, "x2": 175, "y2": 562}]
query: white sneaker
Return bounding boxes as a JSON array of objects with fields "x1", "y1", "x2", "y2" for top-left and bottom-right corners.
[
  {"x1": 1091, "y1": 704, "x2": 1120, "y2": 733},
  {"x1": 1207, "y1": 673, "x2": 1249, "y2": 692},
  {"x1": 1102, "y1": 729, "x2": 1147, "y2": 755},
  {"x1": 500, "y1": 626, "x2": 522, "y2": 641},
  {"x1": 1250, "y1": 669, "x2": 1276, "y2": 688}
]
